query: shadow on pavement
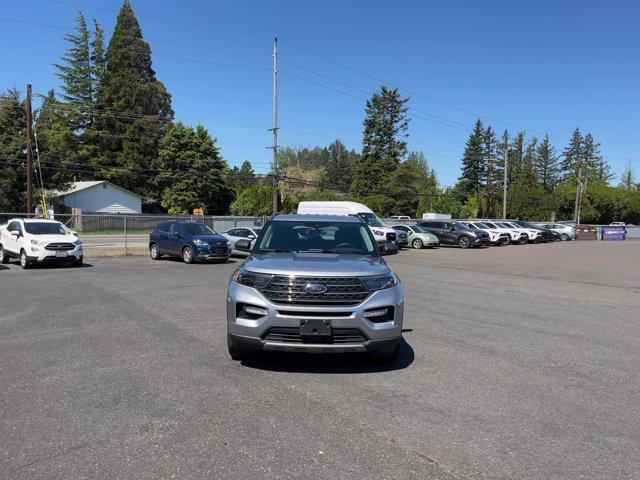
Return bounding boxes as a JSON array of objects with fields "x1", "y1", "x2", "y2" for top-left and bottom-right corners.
[{"x1": 241, "y1": 338, "x2": 415, "y2": 374}]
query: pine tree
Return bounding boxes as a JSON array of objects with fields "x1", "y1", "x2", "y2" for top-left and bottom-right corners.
[
  {"x1": 561, "y1": 127, "x2": 583, "y2": 180},
  {"x1": 457, "y1": 119, "x2": 485, "y2": 198},
  {"x1": 155, "y1": 123, "x2": 230, "y2": 214},
  {"x1": 90, "y1": 19, "x2": 107, "y2": 104},
  {"x1": 509, "y1": 132, "x2": 525, "y2": 184},
  {"x1": 494, "y1": 129, "x2": 509, "y2": 190},
  {"x1": 534, "y1": 134, "x2": 559, "y2": 192},
  {"x1": 619, "y1": 161, "x2": 636, "y2": 189},
  {"x1": 34, "y1": 90, "x2": 80, "y2": 189},
  {"x1": 482, "y1": 125, "x2": 498, "y2": 217},
  {"x1": 351, "y1": 85, "x2": 409, "y2": 195},
  {"x1": 53, "y1": 11, "x2": 93, "y2": 131},
  {"x1": 582, "y1": 133, "x2": 611, "y2": 184},
  {"x1": 229, "y1": 160, "x2": 257, "y2": 190},
  {"x1": 0, "y1": 89, "x2": 27, "y2": 211},
  {"x1": 507, "y1": 149, "x2": 545, "y2": 220},
  {"x1": 326, "y1": 139, "x2": 358, "y2": 191},
  {"x1": 88, "y1": 0, "x2": 173, "y2": 196}
]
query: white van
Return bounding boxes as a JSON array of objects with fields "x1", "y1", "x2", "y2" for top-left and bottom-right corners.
[{"x1": 297, "y1": 201, "x2": 399, "y2": 253}]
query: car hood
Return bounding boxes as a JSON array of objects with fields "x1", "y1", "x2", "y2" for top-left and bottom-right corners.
[
  {"x1": 243, "y1": 252, "x2": 390, "y2": 277},
  {"x1": 192, "y1": 234, "x2": 228, "y2": 245},
  {"x1": 415, "y1": 232, "x2": 438, "y2": 241},
  {"x1": 28, "y1": 234, "x2": 79, "y2": 243}
]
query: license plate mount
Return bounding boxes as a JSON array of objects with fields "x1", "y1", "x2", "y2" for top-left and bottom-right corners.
[
  {"x1": 55, "y1": 251, "x2": 68, "y2": 258},
  {"x1": 300, "y1": 319, "x2": 332, "y2": 342}
]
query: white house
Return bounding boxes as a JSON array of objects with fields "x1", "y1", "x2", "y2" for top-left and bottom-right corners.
[{"x1": 53, "y1": 181, "x2": 142, "y2": 214}]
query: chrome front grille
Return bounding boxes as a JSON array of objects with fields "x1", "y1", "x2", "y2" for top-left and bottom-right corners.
[
  {"x1": 45, "y1": 243, "x2": 75, "y2": 251},
  {"x1": 258, "y1": 275, "x2": 371, "y2": 306}
]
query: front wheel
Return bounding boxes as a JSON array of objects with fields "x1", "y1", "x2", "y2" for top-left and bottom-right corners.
[
  {"x1": 458, "y1": 236, "x2": 471, "y2": 249},
  {"x1": 73, "y1": 256, "x2": 83, "y2": 267},
  {"x1": 371, "y1": 342, "x2": 401, "y2": 362},
  {"x1": 182, "y1": 246, "x2": 194, "y2": 264},
  {"x1": 0, "y1": 247, "x2": 9, "y2": 264},
  {"x1": 20, "y1": 250, "x2": 31, "y2": 269},
  {"x1": 149, "y1": 243, "x2": 161, "y2": 260},
  {"x1": 227, "y1": 335, "x2": 252, "y2": 361},
  {"x1": 561, "y1": 233, "x2": 569, "y2": 241},
  {"x1": 412, "y1": 238, "x2": 423, "y2": 249}
]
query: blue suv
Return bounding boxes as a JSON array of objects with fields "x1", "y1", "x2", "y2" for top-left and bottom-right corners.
[{"x1": 149, "y1": 221, "x2": 230, "y2": 264}]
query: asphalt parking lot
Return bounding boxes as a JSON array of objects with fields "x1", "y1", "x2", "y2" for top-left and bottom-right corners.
[{"x1": 1, "y1": 241, "x2": 639, "y2": 479}]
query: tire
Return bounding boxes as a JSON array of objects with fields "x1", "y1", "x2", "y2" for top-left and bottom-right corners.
[
  {"x1": 20, "y1": 250, "x2": 31, "y2": 269},
  {"x1": 561, "y1": 233, "x2": 569, "y2": 241},
  {"x1": 458, "y1": 236, "x2": 471, "y2": 249},
  {"x1": 412, "y1": 238, "x2": 423, "y2": 249},
  {"x1": 227, "y1": 335, "x2": 251, "y2": 361},
  {"x1": 0, "y1": 247, "x2": 9, "y2": 264},
  {"x1": 149, "y1": 243, "x2": 161, "y2": 260},
  {"x1": 182, "y1": 246, "x2": 194, "y2": 264},
  {"x1": 73, "y1": 256, "x2": 83, "y2": 267}
]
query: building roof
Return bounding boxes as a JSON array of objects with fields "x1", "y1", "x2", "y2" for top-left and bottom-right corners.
[{"x1": 52, "y1": 181, "x2": 142, "y2": 198}]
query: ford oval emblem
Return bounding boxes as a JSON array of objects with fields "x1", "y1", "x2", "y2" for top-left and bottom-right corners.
[{"x1": 305, "y1": 283, "x2": 327, "y2": 294}]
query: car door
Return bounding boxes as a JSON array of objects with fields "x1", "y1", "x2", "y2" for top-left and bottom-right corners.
[
  {"x1": 225, "y1": 228, "x2": 242, "y2": 249},
  {"x1": 419, "y1": 222, "x2": 441, "y2": 241},
  {"x1": 440, "y1": 222, "x2": 458, "y2": 245},
  {"x1": 3, "y1": 221, "x2": 20, "y2": 254},
  {"x1": 166, "y1": 222, "x2": 181, "y2": 254},
  {"x1": 155, "y1": 222, "x2": 170, "y2": 252}
]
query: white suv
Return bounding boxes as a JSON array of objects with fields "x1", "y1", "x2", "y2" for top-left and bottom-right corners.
[{"x1": 0, "y1": 218, "x2": 83, "y2": 269}]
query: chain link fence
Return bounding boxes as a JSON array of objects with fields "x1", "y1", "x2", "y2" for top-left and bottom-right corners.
[{"x1": 0, "y1": 212, "x2": 265, "y2": 253}]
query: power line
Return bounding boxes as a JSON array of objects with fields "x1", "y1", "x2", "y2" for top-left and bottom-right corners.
[
  {"x1": 0, "y1": 17, "x2": 271, "y2": 57},
  {"x1": 42, "y1": 0, "x2": 272, "y2": 38}
]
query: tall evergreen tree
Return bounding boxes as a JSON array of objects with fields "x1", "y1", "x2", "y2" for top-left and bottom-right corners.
[
  {"x1": 88, "y1": 0, "x2": 173, "y2": 196},
  {"x1": 326, "y1": 139, "x2": 358, "y2": 191},
  {"x1": 53, "y1": 11, "x2": 93, "y2": 131},
  {"x1": 351, "y1": 85, "x2": 409, "y2": 195},
  {"x1": 561, "y1": 127, "x2": 584, "y2": 180},
  {"x1": 482, "y1": 125, "x2": 498, "y2": 217},
  {"x1": 509, "y1": 132, "x2": 525, "y2": 184},
  {"x1": 34, "y1": 90, "x2": 80, "y2": 189},
  {"x1": 582, "y1": 133, "x2": 611, "y2": 183},
  {"x1": 507, "y1": 148, "x2": 545, "y2": 220},
  {"x1": 457, "y1": 119, "x2": 485, "y2": 198},
  {"x1": 619, "y1": 161, "x2": 636, "y2": 189},
  {"x1": 229, "y1": 160, "x2": 257, "y2": 190},
  {"x1": 90, "y1": 19, "x2": 107, "y2": 104},
  {"x1": 534, "y1": 134, "x2": 559, "y2": 192},
  {"x1": 155, "y1": 123, "x2": 230, "y2": 214},
  {"x1": 0, "y1": 89, "x2": 26, "y2": 211},
  {"x1": 494, "y1": 129, "x2": 509, "y2": 189}
]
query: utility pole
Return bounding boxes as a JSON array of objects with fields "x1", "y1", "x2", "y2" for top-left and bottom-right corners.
[
  {"x1": 25, "y1": 84, "x2": 34, "y2": 214},
  {"x1": 502, "y1": 147, "x2": 508, "y2": 218},
  {"x1": 574, "y1": 163, "x2": 583, "y2": 225},
  {"x1": 268, "y1": 37, "x2": 279, "y2": 215}
]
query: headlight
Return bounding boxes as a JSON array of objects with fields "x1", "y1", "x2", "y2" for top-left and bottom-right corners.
[
  {"x1": 73, "y1": 240, "x2": 82, "y2": 246},
  {"x1": 360, "y1": 273, "x2": 398, "y2": 291},
  {"x1": 30, "y1": 239, "x2": 46, "y2": 246},
  {"x1": 372, "y1": 229, "x2": 384, "y2": 236},
  {"x1": 193, "y1": 238, "x2": 208, "y2": 246},
  {"x1": 232, "y1": 269, "x2": 273, "y2": 288}
]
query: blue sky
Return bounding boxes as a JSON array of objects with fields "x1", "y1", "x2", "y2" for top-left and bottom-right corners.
[{"x1": 2, "y1": 0, "x2": 639, "y2": 186}]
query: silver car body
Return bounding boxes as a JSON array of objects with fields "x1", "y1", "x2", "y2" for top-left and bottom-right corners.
[
  {"x1": 226, "y1": 214, "x2": 404, "y2": 355},
  {"x1": 222, "y1": 227, "x2": 262, "y2": 251},
  {"x1": 536, "y1": 223, "x2": 577, "y2": 240}
]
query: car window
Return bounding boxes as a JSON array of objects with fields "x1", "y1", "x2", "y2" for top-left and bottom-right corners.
[
  {"x1": 156, "y1": 222, "x2": 170, "y2": 233},
  {"x1": 181, "y1": 223, "x2": 217, "y2": 236},
  {"x1": 7, "y1": 221, "x2": 16, "y2": 232},
  {"x1": 226, "y1": 228, "x2": 238, "y2": 236},
  {"x1": 393, "y1": 226, "x2": 409, "y2": 232},
  {"x1": 23, "y1": 222, "x2": 68, "y2": 235},
  {"x1": 255, "y1": 220, "x2": 377, "y2": 255},
  {"x1": 169, "y1": 223, "x2": 179, "y2": 235}
]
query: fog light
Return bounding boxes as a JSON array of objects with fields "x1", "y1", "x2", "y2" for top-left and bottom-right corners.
[
  {"x1": 363, "y1": 308, "x2": 388, "y2": 318},
  {"x1": 244, "y1": 305, "x2": 268, "y2": 317}
]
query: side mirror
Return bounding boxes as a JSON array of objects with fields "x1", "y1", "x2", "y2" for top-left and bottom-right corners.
[
  {"x1": 235, "y1": 239, "x2": 252, "y2": 252},
  {"x1": 450, "y1": 226, "x2": 455, "y2": 231},
  {"x1": 69, "y1": 230, "x2": 78, "y2": 235},
  {"x1": 247, "y1": 234, "x2": 256, "y2": 240},
  {"x1": 9, "y1": 230, "x2": 20, "y2": 237}
]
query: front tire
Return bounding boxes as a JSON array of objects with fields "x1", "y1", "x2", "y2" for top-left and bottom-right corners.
[
  {"x1": 412, "y1": 238, "x2": 423, "y2": 249},
  {"x1": 20, "y1": 250, "x2": 31, "y2": 269},
  {"x1": 182, "y1": 246, "x2": 194, "y2": 264},
  {"x1": 371, "y1": 342, "x2": 401, "y2": 362},
  {"x1": 73, "y1": 256, "x2": 83, "y2": 267},
  {"x1": 149, "y1": 243, "x2": 161, "y2": 260},
  {"x1": 0, "y1": 247, "x2": 9, "y2": 264},
  {"x1": 561, "y1": 233, "x2": 569, "y2": 241},
  {"x1": 458, "y1": 236, "x2": 471, "y2": 249}
]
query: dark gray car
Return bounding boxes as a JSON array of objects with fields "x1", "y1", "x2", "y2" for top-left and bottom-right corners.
[{"x1": 416, "y1": 220, "x2": 490, "y2": 248}]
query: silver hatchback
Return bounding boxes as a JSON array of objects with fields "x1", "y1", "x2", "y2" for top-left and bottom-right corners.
[{"x1": 226, "y1": 214, "x2": 404, "y2": 361}]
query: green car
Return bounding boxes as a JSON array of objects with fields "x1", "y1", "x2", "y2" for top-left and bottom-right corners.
[{"x1": 391, "y1": 225, "x2": 439, "y2": 249}]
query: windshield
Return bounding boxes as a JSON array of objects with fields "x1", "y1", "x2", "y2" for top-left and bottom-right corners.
[
  {"x1": 473, "y1": 222, "x2": 490, "y2": 229},
  {"x1": 517, "y1": 221, "x2": 539, "y2": 229},
  {"x1": 358, "y1": 212, "x2": 385, "y2": 228},
  {"x1": 483, "y1": 222, "x2": 498, "y2": 228},
  {"x1": 501, "y1": 222, "x2": 516, "y2": 228},
  {"x1": 255, "y1": 220, "x2": 377, "y2": 256},
  {"x1": 452, "y1": 222, "x2": 469, "y2": 230},
  {"x1": 181, "y1": 223, "x2": 218, "y2": 236},
  {"x1": 24, "y1": 222, "x2": 70, "y2": 235},
  {"x1": 410, "y1": 225, "x2": 425, "y2": 233}
]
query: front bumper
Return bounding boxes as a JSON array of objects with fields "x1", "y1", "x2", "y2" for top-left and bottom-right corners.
[
  {"x1": 195, "y1": 245, "x2": 231, "y2": 261},
  {"x1": 472, "y1": 237, "x2": 490, "y2": 246},
  {"x1": 27, "y1": 245, "x2": 83, "y2": 263},
  {"x1": 226, "y1": 281, "x2": 404, "y2": 353}
]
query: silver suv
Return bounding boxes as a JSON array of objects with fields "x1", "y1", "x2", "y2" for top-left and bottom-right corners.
[{"x1": 226, "y1": 214, "x2": 404, "y2": 361}]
